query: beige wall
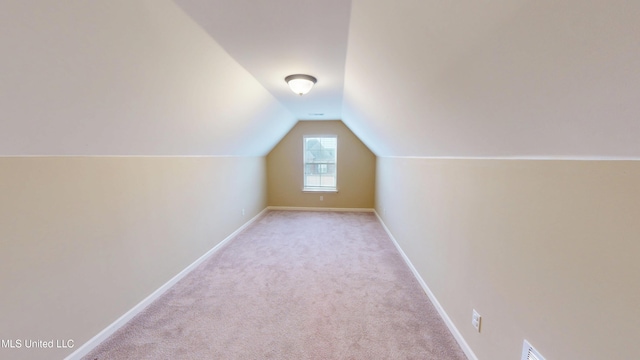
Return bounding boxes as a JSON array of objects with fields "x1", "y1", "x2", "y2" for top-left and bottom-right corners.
[
  {"x1": 267, "y1": 121, "x2": 375, "y2": 209},
  {"x1": 0, "y1": 156, "x2": 266, "y2": 360},
  {"x1": 376, "y1": 157, "x2": 640, "y2": 360}
]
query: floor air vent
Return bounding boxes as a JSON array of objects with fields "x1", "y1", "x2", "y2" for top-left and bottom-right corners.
[{"x1": 521, "y1": 340, "x2": 545, "y2": 360}]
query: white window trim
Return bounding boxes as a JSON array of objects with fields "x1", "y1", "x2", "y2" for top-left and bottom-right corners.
[
  {"x1": 302, "y1": 135, "x2": 338, "y2": 192},
  {"x1": 302, "y1": 188, "x2": 339, "y2": 193}
]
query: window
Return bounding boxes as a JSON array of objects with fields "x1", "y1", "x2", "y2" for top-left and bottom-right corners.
[{"x1": 303, "y1": 136, "x2": 337, "y2": 191}]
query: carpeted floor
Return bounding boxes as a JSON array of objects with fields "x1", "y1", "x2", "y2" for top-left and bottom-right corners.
[{"x1": 83, "y1": 211, "x2": 467, "y2": 359}]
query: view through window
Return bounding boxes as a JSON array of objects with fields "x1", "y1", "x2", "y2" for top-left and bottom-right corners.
[{"x1": 303, "y1": 136, "x2": 337, "y2": 191}]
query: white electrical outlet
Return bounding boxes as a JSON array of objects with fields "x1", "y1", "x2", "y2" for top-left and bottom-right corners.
[
  {"x1": 472, "y1": 309, "x2": 481, "y2": 332},
  {"x1": 241, "y1": 208, "x2": 245, "y2": 216},
  {"x1": 320, "y1": 196, "x2": 323, "y2": 201}
]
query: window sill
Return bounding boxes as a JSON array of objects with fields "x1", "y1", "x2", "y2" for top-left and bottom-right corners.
[{"x1": 302, "y1": 187, "x2": 339, "y2": 193}]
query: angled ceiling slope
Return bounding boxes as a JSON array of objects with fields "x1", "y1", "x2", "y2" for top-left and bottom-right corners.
[
  {"x1": 343, "y1": 0, "x2": 640, "y2": 158},
  {"x1": 174, "y1": 0, "x2": 352, "y2": 122},
  {"x1": 4, "y1": 0, "x2": 638, "y2": 158},
  {"x1": 0, "y1": 0, "x2": 295, "y2": 156}
]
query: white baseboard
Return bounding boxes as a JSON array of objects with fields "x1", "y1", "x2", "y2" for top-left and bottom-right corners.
[
  {"x1": 373, "y1": 211, "x2": 478, "y2": 360},
  {"x1": 267, "y1": 206, "x2": 374, "y2": 212},
  {"x1": 65, "y1": 208, "x2": 268, "y2": 360}
]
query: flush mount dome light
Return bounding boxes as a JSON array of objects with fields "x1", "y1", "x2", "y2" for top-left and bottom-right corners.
[{"x1": 285, "y1": 74, "x2": 317, "y2": 96}]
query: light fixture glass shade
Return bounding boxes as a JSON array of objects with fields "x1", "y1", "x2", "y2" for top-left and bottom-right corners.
[{"x1": 285, "y1": 74, "x2": 317, "y2": 95}]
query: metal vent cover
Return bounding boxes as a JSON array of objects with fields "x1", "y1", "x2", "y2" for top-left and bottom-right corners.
[{"x1": 521, "y1": 340, "x2": 545, "y2": 360}]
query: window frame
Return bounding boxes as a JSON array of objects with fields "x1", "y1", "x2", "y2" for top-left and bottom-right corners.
[{"x1": 302, "y1": 135, "x2": 338, "y2": 192}]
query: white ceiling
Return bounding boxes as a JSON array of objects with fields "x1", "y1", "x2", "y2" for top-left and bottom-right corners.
[
  {"x1": 342, "y1": 0, "x2": 640, "y2": 158},
  {"x1": 2, "y1": 0, "x2": 638, "y2": 158},
  {"x1": 174, "y1": 0, "x2": 352, "y2": 121},
  {"x1": 174, "y1": 0, "x2": 640, "y2": 159},
  {"x1": 0, "y1": 1, "x2": 297, "y2": 156}
]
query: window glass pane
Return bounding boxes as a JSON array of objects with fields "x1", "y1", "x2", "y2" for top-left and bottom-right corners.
[{"x1": 304, "y1": 136, "x2": 337, "y2": 189}]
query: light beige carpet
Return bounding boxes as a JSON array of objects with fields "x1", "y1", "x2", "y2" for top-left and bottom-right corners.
[{"x1": 84, "y1": 211, "x2": 467, "y2": 359}]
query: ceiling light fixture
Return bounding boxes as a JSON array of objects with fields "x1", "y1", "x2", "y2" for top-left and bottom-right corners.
[{"x1": 285, "y1": 74, "x2": 317, "y2": 96}]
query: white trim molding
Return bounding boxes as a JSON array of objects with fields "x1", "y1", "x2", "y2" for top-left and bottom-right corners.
[
  {"x1": 0, "y1": 155, "x2": 256, "y2": 158},
  {"x1": 65, "y1": 208, "x2": 268, "y2": 360},
  {"x1": 379, "y1": 155, "x2": 640, "y2": 161},
  {"x1": 373, "y1": 210, "x2": 478, "y2": 360},
  {"x1": 267, "y1": 206, "x2": 374, "y2": 212},
  {"x1": 302, "y1": 188, "x2": 339, "y2": 193}
]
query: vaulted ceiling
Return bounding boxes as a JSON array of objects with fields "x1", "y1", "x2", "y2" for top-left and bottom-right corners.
[
  {"x1": 176, "y1": 0, "x2": 640, "y2": 158},
  {"x1": 1, "y1": 0, "x2": 639, "y2": 158},
  {"x1": 342, "y1": 0, "x2": 640, "y2": 158},
  {"x1": 174, "y1": 0, "x2": 352, "y2": 122}
]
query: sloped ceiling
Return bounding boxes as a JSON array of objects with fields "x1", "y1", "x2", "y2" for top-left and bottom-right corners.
[
  {"x1": 0, "y1": 0, "x2": 296, "y2": 156},
  {"x1": 174, "y1": 0, "x2": 352, "y2": 121},
  {"x1": 1, "y1": 0, "x2": 638, "y2": 158},
  {"x1": 342, "y1": 0, "x2": 640, "y2": 158},
  {"x1": 176, "y1": 0, "x2": 640, "y2": 159}
]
